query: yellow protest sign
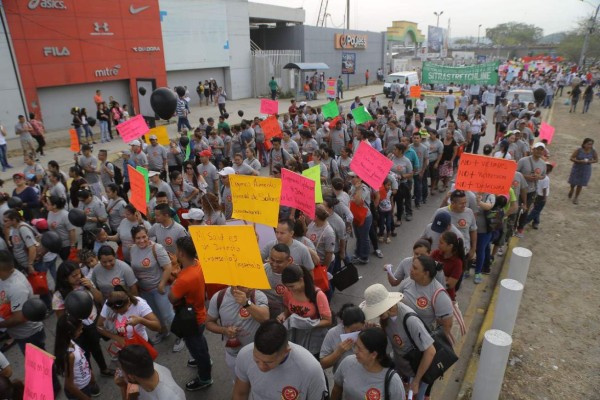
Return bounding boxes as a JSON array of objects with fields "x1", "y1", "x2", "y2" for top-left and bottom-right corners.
[
  {"x1": 229, "y1": 174, "x2": 282, "y2": 227},
  {"x1": 143, "y1": 125, "x2": 170, "y2": 145},
  {"x1": 301, "y1": 164, "x2": 323, "y2": 203},
  {"x1": 189, "y1": 225, "x2": 270, "y2": 289}
]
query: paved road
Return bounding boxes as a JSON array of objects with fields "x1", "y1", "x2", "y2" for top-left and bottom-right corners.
[{"x1": 2, "y1": 87, "x2": 502, "y2": 400}]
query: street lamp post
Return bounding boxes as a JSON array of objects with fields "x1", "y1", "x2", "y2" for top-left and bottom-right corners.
[
  {"x1": 434, "y1": 11, "x2": 444, "y2": 27},
  {"x1": 579, "y1": 0, "x2": 600, "y2": 68},
  {"x1": 477, "y1": 24, "x2": 482, "y2": 46}
]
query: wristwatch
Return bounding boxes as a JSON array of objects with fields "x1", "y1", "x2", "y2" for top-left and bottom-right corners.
[{"x1": 243, "y1": 299, "x2": 252, "y2": 308}]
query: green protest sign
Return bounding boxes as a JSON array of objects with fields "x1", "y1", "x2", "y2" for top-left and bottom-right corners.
[
  {"x1": 322, "y1": 101, "x2": 340, "y2": 119},
  {"x1": 351, "y1": 106, "x2": 373, "y2": 125},
  {"x1": 136, "y1": 166, "x2": 150, "y2": 201},
  {"x1": 422, "y1": 61, "x2": 500, "y2": 85}
]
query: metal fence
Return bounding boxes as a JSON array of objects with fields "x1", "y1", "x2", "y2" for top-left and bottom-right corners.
[{"x1": 251, "y1": 49, "x2": 301, "y2": 98}]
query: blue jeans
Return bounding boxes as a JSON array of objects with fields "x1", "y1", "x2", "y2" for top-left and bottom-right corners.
[
  {"x1": 140, "y1": 287, "x2": 175, "y2": 329},
  {"x1": 353, "y1": 214, "x2": 372, "y2": 260},
  {"x1": 99, "y1": 120, "x2": 110, "y2": 142},
  {"x1": 184, "y1": 324, "x2": 212, "y2": 381},
  {"x1": 525, "y1": 197, "x2": 546, "y2": 226},
  {"x1": 0, "y1": 144, "x2": 8, "y2": 167},
  {"x1": 475, "y1": 231, "x2": 493, "y2": 274},
  {"x1": 543, "y1": 94, "x2": 553, "y2": 108},
  {"x1": 378, "y1": 210, "x2": 392, "y2": 235},
  {"x1": 466, "y1": 134, "x2": 481, "y2": 154},
  {"x1": 413, "y1": 174, "x2": 424, "y2": 206},
  {"x1": 177, "y1": 116, "x2": 192, "y2": 132}
]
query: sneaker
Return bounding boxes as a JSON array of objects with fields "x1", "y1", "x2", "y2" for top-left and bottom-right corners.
[
  {"x1": 532, "y1": 223, "x2": 539, "y2": 230},
  {"x1": 186, "y1": 377, "x2": 213, "y2": 391},
  {"x1": 482, "y1": 268, "x2": 491, "y2": 275},
  {"x1": 497, "y1": 247, "x2": 505, "y2": 256},
  {"x1": 463, "y1": 269, "x2": 471, "y2": 278},
  {"x1": 172, "y1": 337, "x2": 185, "y2": 353},
  {"x1": 391, "y1": 232, "x2": 397, "y2": 237},
  {"x1": 473, "y1": 273, "x2": 482, "y2": 284},
  {"x1": 405, "y1": 214, "x2": 413, "y2": 221},
  {"x1": 378, "y1": 235, "x2": 384, "y2": 243},
  {"x1": 386, "y1": 237, "x2": 391, "y2": 244},
  {"x1": 150, "y1": 332, "x2": 170, "y2": 345},
  {"x1": 90, "y1": 382, "x2": 101, "y2": 397},
  {"x1": 357, "y1": 258, "x2": 369, "y2": 265},
  {"x1": 6, "y1": 164, "x2": 13, "y2": 168},
  {"x1": 187, "y1": 358, "x2": 197, "y2": 368},
  {"x1": 514, "y1": 229, "x2": 524, "y2": 238},
  {"x1": 375, "y1": 249, "x2": 384, "y2": 258}
]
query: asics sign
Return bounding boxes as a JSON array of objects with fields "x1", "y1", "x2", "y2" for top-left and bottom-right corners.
[{"x1": 28, "y1": 0, "x2": 67, "y2": 10}]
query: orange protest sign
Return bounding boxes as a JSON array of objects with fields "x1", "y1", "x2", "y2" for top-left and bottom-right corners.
[
  {"x1": 69, "y1": 129, "x2": 79, "y2": 152},
  {"x1": 260, "y1": 116, "x2": 282, "y2": 143},
  {"x1": 127, "y1": 165, "x2": 148, "y2": 215},
  {"x1": 455, "y1": 153, "x2": 517, "y2": 195},
  {"x1": 409, "y1": 85, "x2": 421, "y2": 98}
]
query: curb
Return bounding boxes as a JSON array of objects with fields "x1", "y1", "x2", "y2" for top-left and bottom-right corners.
[{"x1": 456, "y1": 236, "x2": 519, "y2": 399}]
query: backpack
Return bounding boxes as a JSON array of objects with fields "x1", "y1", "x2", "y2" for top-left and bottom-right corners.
[
  {"x1": 107, "y1": 162, "x2": 123, "y2": 185},
  {"x1": 484, "y1": 206, "x2": 505, "y2": 232}
]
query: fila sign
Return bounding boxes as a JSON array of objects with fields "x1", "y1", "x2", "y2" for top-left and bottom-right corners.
[{"x1": 43, "y1": 46, "x2": 70, "y2": 56}]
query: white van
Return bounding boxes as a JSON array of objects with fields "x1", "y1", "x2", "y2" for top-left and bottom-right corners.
[{"x1": 383, "y1": 71, "x2": 419, "y2": 97}]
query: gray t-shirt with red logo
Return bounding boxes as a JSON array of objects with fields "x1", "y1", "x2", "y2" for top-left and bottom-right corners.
[
  {"x1": 0, "y1": 270, "x2": 44, "y2": 339},
  {"x1": 235, "y1": 342, "x2": 327, "y2": 400},
  {"x1": 129, "y1": 243, "x2": 170, "y2": 291},
  {"x1": 433, "y1": 206, "x2": 477, "y2": 252},
  {"x1": 90, "y1": 260, "x2": 138, "y2": 300},
  {"x1": 47, "y1": 209, "x2": 75, "y2": 248},
  {"x1": 261, "y1": 239, "x2": 314, "y2": 271},
  {"x1": 263, "y1": 263, "x2": 286, "y2": 319},
  {"x1": 398, "y1": 278, "x2": 453, "y2": 329},
  {"x1": 148, "y1": 221, "x2": 188, "y2": 254},
  {"x1": 334, "y1": 355, "x2": 405, "y2": 399},
  {"x1": 207, "y1": 288, "x2": 268, "y2": 356}
]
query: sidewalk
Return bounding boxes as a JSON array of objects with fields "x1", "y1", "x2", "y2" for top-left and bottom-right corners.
[{"x1": 0, "y1": 83, "x2": 383, "y2": 192}]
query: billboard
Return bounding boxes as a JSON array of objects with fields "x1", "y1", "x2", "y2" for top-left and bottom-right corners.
[
  {"x1": 427, "y1": 26, "x2": 444, "y2": 53},
  {"x1": 160, "y1": 0, "x2": 230, "y2": 70},
  {"x1": 342, "y1": 53, "x2": 356, "y2": 74},
  {"x1": 334, "y1": 34, "x2": 367, "y2": 49}
]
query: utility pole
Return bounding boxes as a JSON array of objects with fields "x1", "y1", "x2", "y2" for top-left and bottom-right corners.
[
  {"x1": 579, "y1": 1, "x2": 600, "y2": 69},
  {"x1": 346, "y1": 0, "x2": 350, "y2": 29},
  {"x1": 477, "y1": 24, "x2": 482, "y2": 46},
  {"x1": 434, "y1": 10, "x2": 444, "y2": 27}
]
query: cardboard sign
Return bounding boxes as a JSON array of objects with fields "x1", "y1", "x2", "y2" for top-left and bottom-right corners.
[
  {"x1": 351, "y1": 106, "x2": 373, "y2": 125},
  {"x1": 116, "y1": 114, "x2": 149, "y2": 143},
  {"x1": 322, "y1": 101, "x2": 340, "y2": 119},
  {"x1": 455, "y1": 153, "x2": 517, "y2": 195},
  {"x1": 280, "y1": 168, "x2": 316, "y2": 219},
  {"x1": 301, "y1": 164, "x2": 323, "y2": 203},
  {"x1": 326, "y1": 79, "x2": 337, "y2": 97},
  {"x1": 229, "y1": 174, "x2": 282, "y2": 227},
  {"x1": 24, "y1": 344, "x2": 55, "y2": 400},
  {"x1": 143, "y1": 125, "x2": 170, "y2": 145},
  {"x1": 409, "y1": 85, "x2": 421, "y2": 98},
  {"x1": 349, "y1": 141, "x2": 393, "y2": 189},
  {"x1": 260, "y1": 115, "x2": 283, "y2": 142},
  {"x1": 260, "y1": 99, "x2": 279, "y2": 115},
  {"x1": 136, "y1": 166, "x2": 150, "y2": 201},
  {"x1": 128, "y1": 166, "x2": 148, "y2": 215},
  {"x1": 539, "y1": 122, "x2": 555, "y2": 144},
  {"x1": 69, "y1": 128, "x2": 79, "y2": 152},
  {"x1": 189, "y1": 225, "x2": 270, "y2": 289},
  {"x1": 225, "y1": 219, "x2": 277, "y2": 250}
]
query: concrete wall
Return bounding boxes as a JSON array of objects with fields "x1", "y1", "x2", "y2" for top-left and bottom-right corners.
[
  {"x1": 0, "y1": 18, "x2": 27, "y2": 133},
  {"x1": 167, "y1": 68, "x2": 225, "y2": 104},
  {"x1": 251, "y1": 25, "x2": 385, "y2": 88},
  {"x1": 224, "y1": 0, "x2": 252, "y2": 100}
]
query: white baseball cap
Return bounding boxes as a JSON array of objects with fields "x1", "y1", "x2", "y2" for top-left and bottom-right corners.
[
  {"x1": 130, "y1": 140, "x2": 141, "y2": 146},
  {"x1": 218, "y1": 167, "x2": 236, "y2": 176},
  {"x1": 182, "y1": 208, "x2": 205, "y2": 221}
]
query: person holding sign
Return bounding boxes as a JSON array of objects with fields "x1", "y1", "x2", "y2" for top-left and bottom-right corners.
[
  {"x1": 348, "y1": 172, "x2": 372, "y2": 264},
  {"x1": 263, "y1": 244, "x2": 293, "y2": 319}
]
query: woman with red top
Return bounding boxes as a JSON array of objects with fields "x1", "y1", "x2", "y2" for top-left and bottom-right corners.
[
  {"x1": 277, "y1": 264, "x2": 332, "y2": 357},
  {"x1": 431, "y1": 231, "x2": 464, "y2": 301}
]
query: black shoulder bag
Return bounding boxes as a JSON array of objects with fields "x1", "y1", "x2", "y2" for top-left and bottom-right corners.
[{"x1": 402, "y1": 312, "x2": 458, "y2": 384}]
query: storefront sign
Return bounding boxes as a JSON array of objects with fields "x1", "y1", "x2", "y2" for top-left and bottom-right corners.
[
  {"x1": 91, "y1": 22, "x2": 113, "y2": 36},
  {"x1": 95, "y1": 65, "x2": 121, "y2": 78},
  {"x1": 132, "y1": 46, "x2": 161, "y2": 52},
  {"x1": 335, "y1": 34, "x2": 367, "y2": 49},
  {"x1": 422, "y1": 61, "x2": 500, "y2": 85},
  {"x1": 28, "y1": 0, "x2": 67, "y2": 10},
  {"x1": 342, "y1": 53, "x2": 356, "y2": 75},
  {"x1": 43, "y1": 46, "x2": 69, "y2": 57}
]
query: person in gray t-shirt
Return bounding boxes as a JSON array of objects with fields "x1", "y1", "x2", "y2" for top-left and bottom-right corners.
[
  {"x1": 75, "y1": 145, "x2": 102, "y2": 197},
  {"x1": 148, "y1": 205, "x2": 188, "y2": 254},
  {"x1": 261, "y1": 220, "x2": 314, "y2": 271},
  {"x1": 305, "y1": 207, "x2": 335, "y2": 266},
  {"x1": 145, "y1": 139, "x2": 168, "y2": 172},
  {"x1": 92, "y1": 246, "x2": 138, "y2": 299},
  {"x1": 233, "y1": 321, "x2": 327, "y2": 400}
]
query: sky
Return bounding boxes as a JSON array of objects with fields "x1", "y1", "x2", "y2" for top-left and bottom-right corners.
[{"x1": 251, "y1": 0, "x2": 596, "y2": 38}]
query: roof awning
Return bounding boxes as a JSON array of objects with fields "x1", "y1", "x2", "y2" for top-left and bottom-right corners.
[{"x1": 283, "y1": 62, "x2": 330, "y2": 71}]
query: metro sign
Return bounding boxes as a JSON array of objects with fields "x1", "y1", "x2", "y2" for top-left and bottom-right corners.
[
  {"x1": 43, "y1": 46, "x2": 70, "y2": 56},
  {"x1": 95, "y1": 65, "x2": 121, "y2": 78}
]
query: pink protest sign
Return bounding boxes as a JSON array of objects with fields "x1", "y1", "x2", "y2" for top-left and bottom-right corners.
[
  {"x1": 539, "y1": 122, "x2": 555, "y2": 144},
  {"x1": 260, "y1": 99, "x2": 279, "y2": 115},
  {"x1": 116, "y1": 114, "x2": 150, "y2": 143},
  {"x1": 25, "y1": 344, "x2": 55, "y2": 400},
  {"x1": 280, "y1": 168, "x2": 316, "y2": 218},
  {"x1": 349, "y1": 141, "x2": 393, "y2": 189},
  {"x1": 326, "y1": 79, "x2": 336, "y2": 97}
]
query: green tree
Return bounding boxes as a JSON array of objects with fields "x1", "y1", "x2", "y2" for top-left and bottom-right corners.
[
  {"x1": 557, "y1": 17, "x2": 600, "y2": 63},
  {"x1": 486, "y1": 22, "x2": 544, "y2": 46}
]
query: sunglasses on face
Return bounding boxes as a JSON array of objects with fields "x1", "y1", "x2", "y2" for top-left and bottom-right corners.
[{"x1": 107, "y1": 299, "x2": 127, "y2": 309}]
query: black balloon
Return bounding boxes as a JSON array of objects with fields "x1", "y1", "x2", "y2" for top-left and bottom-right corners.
[
  {"x1": 65, "y1": 290, "x2": 93, "y2": 320},
  {"x1": 7, "y1": 196, "x2": 23, "y2": 209},
  {"x1": 87, "y1": 116, "x2": 96, "y2": 127},
  {"x1": 179, "y1": 136, "x2": 190, "y2": 147},
  {"x1": 175, "y1": 86, "x2": 186, "y2": 97},
  {"x1": 533, "y1": 88, "x2": 546, "y2": 103},
  {"x1": 150, "y1": 87, "x2": 178, "y2": 120},
  {"x1": 68, "y1": 208, "x2": 87, "y2": 228},
  {"x1": 237, "y1": 110, "x2": 244, "y2": 117},
  {"x1": 41, "y1": 231, "x2": 62, "y2": 253},
  {"x1": 223, "y1": 112, "x2": 229, "y2": 119},
  {"x1": 139, "y1": 87, "x2": 147, "y2": 96},
  {"x1": 22, "y1": 298, "x2": 47, "y2": 322}
]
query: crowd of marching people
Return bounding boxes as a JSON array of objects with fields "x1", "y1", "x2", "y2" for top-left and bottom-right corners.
[{"x1": 0, "y1": 62, "x2": 596, "y2": 400}]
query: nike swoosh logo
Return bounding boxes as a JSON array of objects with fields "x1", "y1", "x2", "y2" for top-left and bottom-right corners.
[{"x1": 130, "y1": 5, "x2": 150, "y2": 14}]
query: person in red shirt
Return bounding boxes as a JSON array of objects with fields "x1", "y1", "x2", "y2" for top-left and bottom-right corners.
[
  {"x1": 93, "y1": 90, "x2": 103, "y2": 106},
  {"x1": 430, "y1": 231, "x2": 464, "y2": 301},
  {"x1": 288, "y1": 99, "x2": 298, "y2": 121},
  {"x1": 169, "y1": 237, "x2": 213, "y2": 391}
]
